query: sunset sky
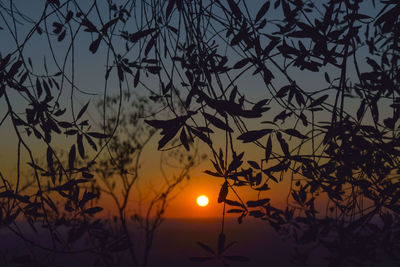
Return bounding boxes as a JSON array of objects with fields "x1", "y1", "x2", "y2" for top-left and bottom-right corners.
[{"x1": 0, "y1": 0, "x2": 386, "y2": 219}]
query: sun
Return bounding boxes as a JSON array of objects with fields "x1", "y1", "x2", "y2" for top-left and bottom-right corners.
[{"x1": 196, "y1": 195, "x2": 209, "y2": 207}]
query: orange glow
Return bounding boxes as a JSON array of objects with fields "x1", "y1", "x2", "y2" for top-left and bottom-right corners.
[{"x1": 196, "y1": 195, "x2": 209, "y2": 207}]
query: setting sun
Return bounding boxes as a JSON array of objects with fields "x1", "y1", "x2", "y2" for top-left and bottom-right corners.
[{"x1": 196, "y1": 195, "x2": 209, "y2": 207}]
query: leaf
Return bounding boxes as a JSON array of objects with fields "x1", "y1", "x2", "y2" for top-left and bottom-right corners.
[
  {"x1": 144, "y1": 33, "x2": 157, "y2": 56},
  {"x1": 163, "y1": 81, "x2": 172, "y2": 95},
  {"x1": 237, "y1": 129, "x2": 272, "y2": 143},
  {"x1": 224, "y1": 199, "x2": 244, "y2": 208},
  {"x1": 255, "y1": 1, "x2": 270, "y2": 22},
  {"x1": 76, "y1": 101, "x2": 89, "y2": 121},
  {"x1": 68, "y1": 145, "x2": 76, "y2": 170},
  {"x1": 180, "y1": 128, "x2": 190, "y2": 151},
  {"x1": 190, "y1": 128, "x2": 212, "y2": 145},
  {"x1": 284, "y1": 129, "x2": 307, "y2": 139},
  {"x1": 227, "y1": 0, "x2": 242, "y2": 19},
  {"x1": 309, "y1": 94, "x2": 328, "y2": 108},
  {"x1": 117, "y1": 65, "x2": 124, "y2": 81},
  {"x1": 166, "y1": 0, "x2": 175, "y2": 19},
  {"x1": 89, "y1": 35, "x2": 102, "y2": 54},
  {"x1": 81, "y1": 18, "x2": 97, "y2": 32},
  {"x1": 247, "y1": 198, "x2": 270, "y2": 207},
  {"x1": 46, "y1": 147, "x2": 53, "y2": 170},
  {"x1": 249, "y1": 210, "x2": 265, "y2": 218},
  {"x1": 27, "y1": 162, "x2": 45, "y2": 172},
  {"x1": 204, "y1": 113, "x2": 233, "y2": 132},
  {"x1": 65, "y1": 129, "x2": 78, "y2": 135},
  {"x1": 85, "y1": 135, "x2": 97, "y2": 151},
  {"x1": 65, "y1": 10, "x2": 73, "y2": 23},
  {"x1": 58, "y1": 121, "x2": 73, "y2": 128},
  {"x1": 8, "y1": 60, "x2": 23, "y2": 78},
  {"x1": 197, "y1": 242, "x2": 215, "y2": 255},
  {"x1": 248, "y1": 160, "x2": 260, "y2": 169},
  {"x1": 233, "y1": 58, "x2": 251, "y2": 69},
  {"x1": 218, "y1": 181, "x2": 228, "y2": 203},
  {"x1": 57, "y1": 30, "x2": 66, "y2": 41},
  {"x1": 276, "y1": 85, "x2": 292, "y2": 98},
  {"x1": 255, "y1": 183, "x2": 270, "y2": 191},
  {"x1": 128, "y1": 28, "x2": 157, "y2": 43},
  {"x1": 158, "y1": 126, "x2": 180, "y2": 149},
  {"x1": 265, "y1": 136, "x2": 272, "y2": 162},
  {"x1": 276, "y1": 132, "x2": 289, "y2": 156},
  {"x1": 357, "y1": 100, "x2": 365, "y2": 121},
  {"x1": 134, "y1": 69, "x2": 140, "y2": 87},
  {"x1": 324, "y1": 72, "x2": 330, "y2": 83},
  {"x1": 100, "y1": 18, "x2": 119, "y2": 34},
  {"x1": 77, "y1": 134, "x2": 85, "y2": 158},
  {"x1": 87, "y1": 132, "x2": 110, "y2": 139},
  {"x1": 84, "y1": 206, "x2": 103, "y2": 215},
  {"x1": 371, "y1": 100, "x2": 379, "y2": 123}
]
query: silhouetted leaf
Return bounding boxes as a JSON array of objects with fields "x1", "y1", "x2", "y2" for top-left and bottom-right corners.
[
  {"x1": 87, "y1": 132, "x2": 110, "y2": 139},
  {"x1": 144, "y1": 34, "x2": 157, "y2": 56},
  {"x1": 58, "y1": 30, "x2": 66, "y2": 41},
  {"x1": 197, "y1": 241, "x2": 215, "y2": 255},
  {"x1": 224, "y1": 199, "x2": 244, "y2": 208},
  {"x1": 324, "y1": 72, "x2": 330, "y2": 83},
  {"x1": 166, "y1": 0, "x2": 175, "y2": 19},
  {"x1": 233, "y1": 58, "x2": 251, "y2": 69},
  {"x1": 65, "y1": 129, "x2": 78, "y2": 135},
  {"x1": 227, "y1": 209, "x2": 245, "y2": 213},
  {"x1": 204, "y1": 112, "x2": 233, "y2": 132},
  {"x1": 128, "y1": 28, "x2": 157, "y2": 42},
  {"x1": 248, "y1": 160, "x2": 260, "y2": 169},
  {"x1": 238, "y1": 129, "x2": 272, "y2": 143},
  {"x1": 76, "y1": 101, "x2": 89, "y2": 121},
  {"x1": 190, "y1": 128, "x2": 212, "y2": 145},
  {"x1": 276, "y1": 85, "x2": 291, "y2": 98},
  {"x1": 77, "y1": 134, "x2": 84, "y2": 158},
  {"x1": 218, "y1": 181, "x2": 228, "y2": 203},
  {"x1": 180, "y1": 128, "x2": 190, "y2": 151},
  {"x1": 265, "y1": 136, "x2": 272, "y2": 162},
  {"x1": 309, "y1": 94, "x2": 328, "y2": 108},
  {"x1": 284, "y1": 129, "x2": 307, "y2": 139},
  {"x1": 89, "y1": 35, "x2": 102, "y2": 54},
  {"x1": 249, "y1": 210, "x2": 265, "y2": 218},
  {"x1": 8, "y1": 60, "x2": 23, "y2": 78},
  {"x1": 357, "y1": 100, "x2": 365, "y2": 121},
  {"x1": 84, "y1": 206, "x2": 103, "y2": 215},
  {"x1": 85, "y1": 135, "x2": 97, "y2": 151},
  {"x1": 255, "y1": 1, "x2": 270, "y2": 22},
  {"x1": 227, "y1": 0, "x2": 242, "y2": 19},
  {"x1": 59, "y1": 121, "x2": 73, "y2": 128},
  {"x1": 68, "y1": 144, "x2": 76, "y2": 170},
  {"x1": 247, "y1": 198, "x2": 270, "y2": 207},
  {"x1": 134, "y1": 69, "x2": 140, "y2": 87}
]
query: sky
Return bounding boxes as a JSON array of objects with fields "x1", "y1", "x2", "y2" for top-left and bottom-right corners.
[{"x1": 0, "y1": 0, "x2": 390, "y2": 219}]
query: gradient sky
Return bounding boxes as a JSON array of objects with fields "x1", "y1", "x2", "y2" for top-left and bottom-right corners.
[{"x1": 0, "y1": 0, "x2": 390, "y2": 221}]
